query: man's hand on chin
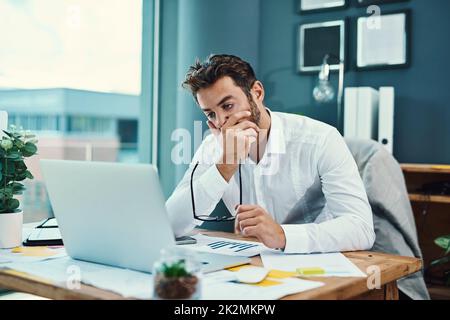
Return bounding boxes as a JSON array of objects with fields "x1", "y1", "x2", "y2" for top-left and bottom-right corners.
[{"x1": 234, "y1": 204, "x2": 286, "y2": 250}]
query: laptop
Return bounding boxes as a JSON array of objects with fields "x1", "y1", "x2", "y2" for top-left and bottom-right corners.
[{"x1": 40, "y1": 159, "x2": 250, "y2": 273}]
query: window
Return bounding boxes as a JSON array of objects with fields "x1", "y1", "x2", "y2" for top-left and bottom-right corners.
[{"x1": 0, "y1": 0, "x2": 143, "y2": 221}]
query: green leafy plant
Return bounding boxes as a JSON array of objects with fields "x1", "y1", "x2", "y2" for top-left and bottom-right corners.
[
  {"x1": 155, "y1": 259, "x2": 199, "y2": 299},
  {"x1": 0, "y1": 125, "x2": 38, "y2": 214},
  {"x1": 161, "y1": 260, "x2": 191, "y2": 278},
  {"x1": 429, "y1": 235, "x2": 450, "y2": 286}
]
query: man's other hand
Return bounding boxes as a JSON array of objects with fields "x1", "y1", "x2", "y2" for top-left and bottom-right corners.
[{"x1": 234, "y1": 204, "x2": 286, "y2": 250}]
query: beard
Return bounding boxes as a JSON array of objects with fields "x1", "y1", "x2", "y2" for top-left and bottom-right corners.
[{"x1": 248, "y1": 96, "x2": 261, "y2": 126}]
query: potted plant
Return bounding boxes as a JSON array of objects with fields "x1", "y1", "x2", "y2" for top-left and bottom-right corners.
[
  {"x1": 426, "y1": 235, "x2": 450, "y2": 286},
  {"x1": 153, "y1": 248, "x2": 201, "y2": 299},
  {"x1": 0, "y1": 125, "x2": 37, "y2": 248}
]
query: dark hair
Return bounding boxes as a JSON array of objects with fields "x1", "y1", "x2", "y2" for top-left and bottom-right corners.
[{"x1": 182, "y1": 54, "x2": 257, "y2": 103}]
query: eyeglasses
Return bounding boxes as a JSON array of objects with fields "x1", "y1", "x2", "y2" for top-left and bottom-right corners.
[{"x1": 190, "y1": 161, "x2": 241, "y2": 222}]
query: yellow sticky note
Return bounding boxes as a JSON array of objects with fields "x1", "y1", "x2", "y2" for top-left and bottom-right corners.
[
  {"x1": 251, "y1": 279, "x2": 281, "y2": 287},
  {"x1": 296, "y1": 267, "x2": 325, "y2": 276},
  {"x1": 226, "y1": 264, "x2": 251, "y2": 272},
  {"x1": 227, "y1": 266, "x2": 297, "y2": 279},
  {"x1": 11, "y1": 246, "x2": 57, "y2": 257},
  {"x1": 268, "y1": 270, "x2": 297, "y2": 279}
]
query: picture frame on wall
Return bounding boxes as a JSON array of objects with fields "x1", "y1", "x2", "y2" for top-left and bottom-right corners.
[
  {"x1": 356, "y1": 10, "x2": 410, "y2": 70},
  {"x1": 298, "y1": 20, "x2": 346, "y2": 73},
  {"x1": 299, "y1": 0, "x2": 347, "y2": 14},
  {"x1": 356, "y1": 0, "x2": 409, "y2": 6}
]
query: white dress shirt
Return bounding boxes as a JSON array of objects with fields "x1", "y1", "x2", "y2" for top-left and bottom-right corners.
[{"x1": 166, "y1": 109, "x2": 376, "y2": 253}]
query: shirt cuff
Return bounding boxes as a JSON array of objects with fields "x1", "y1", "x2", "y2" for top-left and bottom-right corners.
[
  {"x1": 198, "y1": 164, "x2": 230, "y2": 200},
  {"x1": 281, "y1": 224, "x2": 311, "y2": 254}
]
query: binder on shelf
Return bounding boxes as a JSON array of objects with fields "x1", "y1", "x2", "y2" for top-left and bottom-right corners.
[
  {"x1": 378, "y1": 87, "x2": 395, "y2": 154},
  {"x1": 357, "y1": 87, "x2": 379, "y2": 140},
  {"x1": 344, "y1": 88, "x2": 358, "y2": 138},
  {"x1": 344, "y1": 87, "x2": 379, "y2": 140}
]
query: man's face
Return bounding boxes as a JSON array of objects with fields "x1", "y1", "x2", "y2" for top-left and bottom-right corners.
[{"x1": 196, "y1": 76, "x2": 262, "y2": 130}]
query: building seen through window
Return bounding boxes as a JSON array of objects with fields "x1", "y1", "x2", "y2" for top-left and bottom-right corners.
[{"x1": 0, "y1": 0, "x2": 143, "y2": 221}]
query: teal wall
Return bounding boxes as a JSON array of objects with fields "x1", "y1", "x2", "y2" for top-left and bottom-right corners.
[
  {"x1": 258, "y1": 0, "x2": 450, "y2": 165},
  {"x1": 158, "y1": 0, "x2": 260, "y2": 198},
  {"x1": 157, "y1": 0, "x2": 450, "y2": 201}
]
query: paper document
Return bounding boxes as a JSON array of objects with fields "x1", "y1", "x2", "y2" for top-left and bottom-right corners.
[
  {"x1": 200, "y1": 260, "x2": 324, "y2": 299},
  {"x1": 3, "y1": 257, "x2": 154, "y2": 299},
  {"x1": 184, "y1": 234, "x2": 267, "y2": 257},
  {"x1": 0, "y1": 246, "x2": 66, "y2": 264},
  {"x1": 0, "y1": 256, "x2": 11, "y2": 264},
  {"x1": 260, "y1": 252, "x2": 367, "y2": 277},
  {"x1": 4, "y1": 256, "x2": 324, "y2": 300},
  {"x1": 202, "y1": 270, "x2": 324, "y2": 300},
  {"x1": 3, "y1": 254, "x2": 327, "y2": 300}
]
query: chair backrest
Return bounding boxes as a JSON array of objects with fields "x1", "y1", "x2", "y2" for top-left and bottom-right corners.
[
  {"x1": 345, "y1": 138, "x2": 422, "y2": 259},
  {"x1": 345, "y1": 138, "x2": 432, "y2": 300}
]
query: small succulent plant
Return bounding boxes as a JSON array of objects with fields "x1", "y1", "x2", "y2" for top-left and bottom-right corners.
[
  {"x1": 161, "y1": 259, "x2": 191, "y2": 278},
  {"x1": 154, "y1": 259, "x2": 200, "y2": 299}
]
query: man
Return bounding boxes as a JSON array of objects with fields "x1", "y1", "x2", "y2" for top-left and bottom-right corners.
[{"x1": 166, "y1": 54, "x2": 375, "y2": 253}]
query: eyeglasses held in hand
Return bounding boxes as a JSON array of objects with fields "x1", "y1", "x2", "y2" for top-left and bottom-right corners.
[{"x1": 190, "y1": 162, "x2": 241, "y2": 222}]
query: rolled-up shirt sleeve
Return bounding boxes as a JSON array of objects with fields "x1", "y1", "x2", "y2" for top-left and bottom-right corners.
[
  {"x1": 281, "y1": 128, "x2": 375, "y2": 253},
  {"x1": 166, "y1": 136, "x2": 230, "y2": 237}
]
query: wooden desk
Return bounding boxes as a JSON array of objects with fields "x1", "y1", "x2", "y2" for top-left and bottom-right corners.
[{"x1": 0, "y1": 230, "x2": 422, "y2": 300}]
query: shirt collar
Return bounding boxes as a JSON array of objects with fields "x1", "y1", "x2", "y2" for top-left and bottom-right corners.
[{"x1": 265, "y1": 108, "x2": 286, "y2": 154}]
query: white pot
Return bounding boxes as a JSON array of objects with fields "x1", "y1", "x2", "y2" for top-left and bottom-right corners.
[{"x1": 0, "y1": 210, "x2": 23, "y2": 249}]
